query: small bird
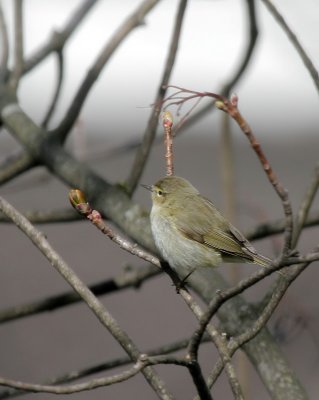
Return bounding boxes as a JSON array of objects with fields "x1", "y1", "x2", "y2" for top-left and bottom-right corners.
[{"x1": 143, "y1": 176, "x2": 271, "y2": 278}]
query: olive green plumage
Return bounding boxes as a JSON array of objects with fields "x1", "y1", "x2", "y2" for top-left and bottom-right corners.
[{"x1": 145, "y1": 176, "x2": 271, "y2": 274}]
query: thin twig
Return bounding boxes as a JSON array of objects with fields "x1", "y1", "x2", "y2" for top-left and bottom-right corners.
[
  {"x1": 126, "y1": 0, "x2": 187, "y2": 194},
  {"x1": 50, "y1": 0, "x2": 161, "y2": 143},
  {"x1": 0, "y1": 2, "x2": 9, "y2": 80},
  {"x1": 215, "y1": 94, "x2": 294, "y2": 257},
  {"x1": 261, "y1": 0, "x2": 319, "y2": 95},
  {"x1": 0, "y1": 208, "x2": 80, "y2": 224},
  {"x1": 23, "y1": 0, "x2": 99, "y2": 74},
  {"x1": 245, "y1": 209, "x2": 319, "y2": 242},
  {"x1": 0, "y1": 335, "x2": 210, "y2": 399},
  {"x1": 9, "y1": 0, "x2": 24, "y2": 91},
  {"x1": 163, "y1": 111, "x2": 174, "y2": 176},
  {"x1": 0, "y1": 361, "x2": 145, "y2": 395},
  {"x1": 292, "y1": 163, "x2": 319, "y2": 248},
  {"x1": 41, "y1": 50, "x2": 64, "y2": 128},
  {"x1": 0, "y1": 196, "x2": 174, "y2": 400},
  {"x1": 169, "y1": 0, "x2": 259, "y2": 134},
  {"x1": 206, "y1": 258, "x2": 312, "y2": 390}
]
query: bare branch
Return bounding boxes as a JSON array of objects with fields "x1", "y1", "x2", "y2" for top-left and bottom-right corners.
[
  {"x1": 0, "y1": 151, "x2": 34, "y2": 186},
  {"x1": 0, "y1": 196, "x2": 174, "y2": 400},
  {"x1": 0, "y1": 361, "x2": 146, "y2": 395},
  {"x1": 0, "y1": 207, "x2": 80, "y2": 224},
  {"x1": 261, "y1": 0, "x2": 319, "y2": 95},
  {"x1": 9, "y1": 0, "x2": 24, "y2": 91},
  {"x1": 245, "y1": 210, "x2": 319, "y2": 242},
  {"x1": 0, "y1": 2, "x2": 9, "y2": 80},
  {"x1": 205, "y1": 257, "x2": 313, "y2": 391},
  {"x1": 0, "y1": 264, "x2": 159, "y2": 323},
  {"x1": 41, "y1": 51, "x2": 64, "y2": 128},
  {"x1": 170, "y1": 0, "x2": 259, "y2": 133},
  {"x1": 23, "y1": 0, "x2": 99, "y2": 74},
  {"x1": 292, "y1": 163, "x2": 319, "y2": 248},
  {"x1": 126, "y1": 0, "x2": 188, "y2": 193},
  {"x1": 50, "y1": 0, "x2": 161, "y2": 143},
  {"x1": 163, "y1": 111, "x2": 174, "y2": 176},
  {"x1": 0, "y1": 335, "x2": 210, "y2": 399},
  {"x1": 215, "y1": 94, "x2": 294, "y2": 257}
]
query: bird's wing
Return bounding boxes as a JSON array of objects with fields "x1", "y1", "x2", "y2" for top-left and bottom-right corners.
[{"x1": 174, "y1": 194, "x2": 255, "y2": 262}]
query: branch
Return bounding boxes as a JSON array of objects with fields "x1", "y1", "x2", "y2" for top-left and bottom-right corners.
[
  {"x1": 0, "y1": 91, "x2": 309, "y2": 399},
  {"x1": 215, "y1": 94, "x2": 294, "y2": 257},
  {"x1": 245, "y1": 210, "x2": 319, "y2": 242},
  {"x1": 261, "y1": 0, "x2": 319, "y2": 95},
  {"x1": 126, "y1": 0, "x2": 187, "y2": 193},
  {"x1": 23, "y1": 0, "x2": 99, "y2": 74},
  {"x1": 0, "y1": 335, "x2": 210, "y2": 399},
  {"x1": 0, "y1": 2, "x2": 9, "y2": 80},
  {"x1": 9, "y1": 0, "x2": 24, "y2": 91},
  {"x1": 292, "y1": 163, "x2": 319, "y2": 248},
  {"x1": 50, "y1": 0, "x2": 161, "y2": 143},
  {"x1": 41, "y1": 50, "x2": 64, "y2": 128},
  {"x1": 0, "y1": 151, "x2": 34, "y2": 186},
  {"x1": 168, "y1": 0, "x2": 259, "y2": 134},
  {"x1": 205, "y1": 251, "x2": 315, "y2": 393},
  {"x1": 0, "y1": 361, "x2": 146, "y2": 395},
  {"x1": 0, "y1": 196, "x2": 174, "y2": 400},
  {"x1": 0, "y1": 264, "x2": 159, "y2": 323},
  {"x1": 69, "y1": 190, "x2": 240, "y2": 399},
  {"x1": 0, "y1": 208, "x2": 80, "y2": 224}
]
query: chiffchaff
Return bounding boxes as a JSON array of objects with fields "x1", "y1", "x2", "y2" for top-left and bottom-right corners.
[{"x1": 143, "y1": 176, "x2": 271, "y2": 277}]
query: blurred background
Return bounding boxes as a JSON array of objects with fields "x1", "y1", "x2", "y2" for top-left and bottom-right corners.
[{"x1": 0, "y1": 1, "x2": 318, "y2": 399}]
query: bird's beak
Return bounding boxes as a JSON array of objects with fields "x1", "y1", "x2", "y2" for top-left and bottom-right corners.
[{"x1": 141, "y1": 184, "x2": 153, "y2": 192}]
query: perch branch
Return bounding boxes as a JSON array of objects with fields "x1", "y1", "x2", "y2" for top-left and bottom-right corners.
[
  {"x1": 163, "y1": 111, "x2": 174, "y2": 176},
  {"x1": 0, "y1": 195, "x2": 174, "y2": 400}
]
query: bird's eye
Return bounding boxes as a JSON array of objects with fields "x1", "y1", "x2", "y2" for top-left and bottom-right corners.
[{"x1": 157, "y1": 189, "x2": 163, "y2": 196}]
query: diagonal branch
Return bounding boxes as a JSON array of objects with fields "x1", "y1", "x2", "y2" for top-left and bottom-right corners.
[
  {"x1": 41, "y1": 50, "x2": 64, "y2": 128},
  {"x1": 0, "y1": 196, "x2": 174, "y2": 400},
  {"x1": 50, "y1": 0, "x2": 161, "y2": 143},
  {"x1": 23, "y1": 0, "x2": 99, "y2": 74},
  {"x1": 261, "y1": 0, "x2": 319, "y2": 95},
  {"x1": 126, "y1": 0, "x2": 188, "y2": 194},
  {"x1": 0, "y1": 151, "x2": 34, "y2": 186},
  {"x1": 292, "y1": 163, "x2": 319, "y2": 248}
]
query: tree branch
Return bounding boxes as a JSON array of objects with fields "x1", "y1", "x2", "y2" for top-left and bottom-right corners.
[
  {"x1": 41, "y1": 50, "x2": 64, "y2": 128},
  {"x1": 23, "y1": 0, "x2": 99, "y2": 74},
  {"x1": 261, "y1": 0, "x2": 319, "y2": 95},
  {"x1": 126, "y1": 0, "x2": 188, "y2": 193},
  {"x1": 0, "y1": 2, "x2": 9, "y2": 80},
  {"x1": 0, "y1": 151, "x2": 34, "y2": 186},
  {"x1": 9, "y1": 0, "x2": 24, "y2": 91},
  {"x1": 50, "y1": 0, "x2": 161, "y2": 143},
  {"x1": 0, "y1": 196, "x2": 174, "y2": 400}
]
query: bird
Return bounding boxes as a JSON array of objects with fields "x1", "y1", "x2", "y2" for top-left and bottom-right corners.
[{"x1": 143, "y1": 175, "x2": 271, "y2": 278}]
